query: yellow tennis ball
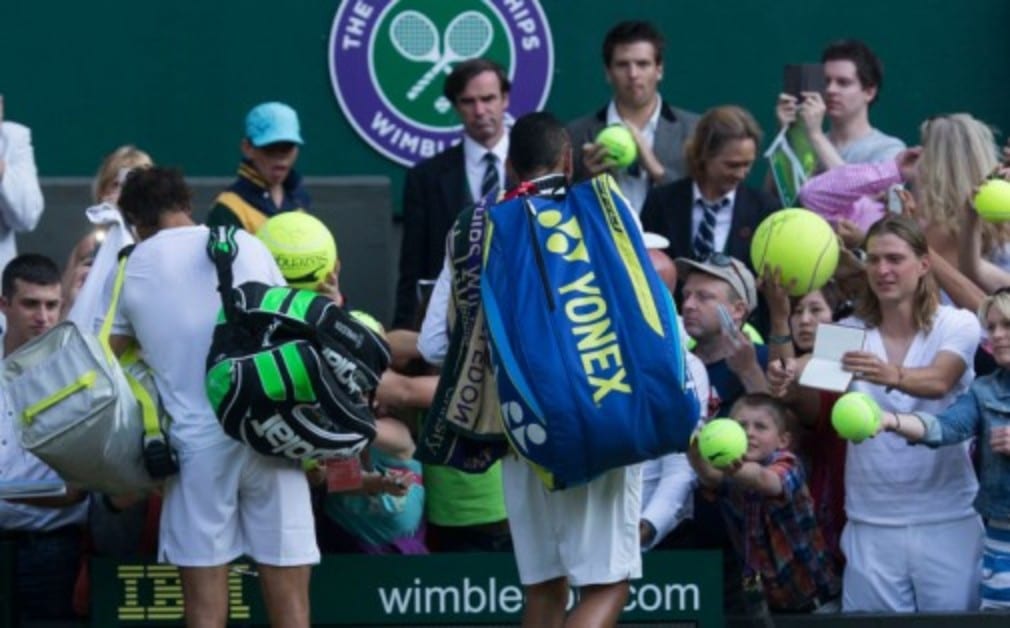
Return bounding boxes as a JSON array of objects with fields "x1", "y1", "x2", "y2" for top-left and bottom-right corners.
[
  {"x1": 831, "y1": 392, "x2": 881, "y2": 442},
  {"x1": 751, "y1": 208, "x2": 839, "y2": 297},
  {"x1": 697, "y1": 418, "x2": 748, "y2": 468},
  {"x1": 973, "y1": 179, "x2": 1010, "y2": 223},
  {"x1": 257, "y1": 212, "x2": 338, "y2": 291},
  {"x1": 349, "y1": 309, "x2": 385, "y2": 336},
  {"x1": 595, "y1": 124, "x2": 638, "y2": 168}
]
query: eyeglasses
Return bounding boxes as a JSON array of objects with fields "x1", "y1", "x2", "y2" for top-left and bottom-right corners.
[
  {"x1": 700, "y1": 253, "x2": 751, "y2": 298},
  {"x1": 702, "y1": 252, "x2": 734, "y2": 267}
]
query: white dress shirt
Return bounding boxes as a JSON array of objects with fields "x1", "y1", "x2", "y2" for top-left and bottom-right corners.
[
  {"x1": 640, "y1": 352, "x2": 709, "y2": 550},
  {"x1": 463, "y1": 134, "x2": 508, "y2": 204},
  {"x1": 606, "y1": 98, "x2": 662, "y2": 214},
  {"x1": 417, "y1": 261, "x2": 452, "y2": 366}
]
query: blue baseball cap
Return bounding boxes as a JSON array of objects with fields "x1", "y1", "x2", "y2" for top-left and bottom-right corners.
[{"x1": 245, "y1": 102, "x2": 304, "y2": 147}]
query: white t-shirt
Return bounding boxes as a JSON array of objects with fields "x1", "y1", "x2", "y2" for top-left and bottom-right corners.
[
  {"x1": 840, "y1": 306, "x2": 980, "y2": 525},
  {"x1": 110, "y1": 226, "x2": 285, "y2": 453}
]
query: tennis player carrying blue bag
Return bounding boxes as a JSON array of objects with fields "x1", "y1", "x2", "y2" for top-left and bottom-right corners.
[{"x1": 481, "y1": 174, "x2": 700, "y2": 490}]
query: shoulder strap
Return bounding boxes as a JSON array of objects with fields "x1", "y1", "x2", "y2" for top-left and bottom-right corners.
[
  {"x1": 206, "y1": 226, "x2": 240, "y2": 321},
  {"x1": 93, "y1": 244, "x2": 178, "y2": 476},
  {"x1": 97, "y1": 244, "x2": 137, "y2": 354}
]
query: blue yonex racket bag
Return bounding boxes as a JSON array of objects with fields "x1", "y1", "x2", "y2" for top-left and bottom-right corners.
[{"x1": 481, "y1": 175, "x2": 700, "y2": 489}]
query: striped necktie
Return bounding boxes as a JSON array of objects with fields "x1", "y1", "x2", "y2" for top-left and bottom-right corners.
[
  {"x1": 480, "y1": 153, "x2": 499, "y2": 200},
  {"x1": 692, "y1": 198, "x2": 727, "y2": 259}
]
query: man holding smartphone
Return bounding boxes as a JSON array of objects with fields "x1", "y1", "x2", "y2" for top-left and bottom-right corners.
[{"x1": 775, "y1": 40, "x2": 905, "y2": 170}]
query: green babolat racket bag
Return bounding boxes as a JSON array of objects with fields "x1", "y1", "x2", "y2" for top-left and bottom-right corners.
[{"x1": 204, "y1": 227, "x2": 389, "y2": 462}]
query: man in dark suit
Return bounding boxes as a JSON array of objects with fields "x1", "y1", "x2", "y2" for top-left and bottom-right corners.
[
  {"x1": 641, "y1": 105, "x2": 779, "y2": 268},
  {"x1": 567, "y1": 20, "x2": 698, "y2": 214},
  {"x1": 393, "y1": 59, "x2": 510, "y2": 329}
]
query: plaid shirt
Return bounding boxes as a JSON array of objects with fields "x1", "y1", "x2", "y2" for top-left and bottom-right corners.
[{"x1": 719, "y1": 450, "x2": 840, "y2": 611}]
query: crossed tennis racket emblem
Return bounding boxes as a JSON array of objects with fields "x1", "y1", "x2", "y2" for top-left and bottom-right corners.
[{"x1": 389, "y1": 10, "x2": 494, "y2": 106}]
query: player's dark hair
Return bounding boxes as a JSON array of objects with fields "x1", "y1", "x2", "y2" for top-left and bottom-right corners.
[
  {"x1": 118, "y1": 166, "x2": 192, "y2": 230},
  {"x1": 507, "y1": 112, "x2": 570, "y2": 181}
]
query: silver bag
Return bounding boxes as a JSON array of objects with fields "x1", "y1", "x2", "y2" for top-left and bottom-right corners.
[{"x1": 1, "y1": 256, "x2": 172, "y2": 495}]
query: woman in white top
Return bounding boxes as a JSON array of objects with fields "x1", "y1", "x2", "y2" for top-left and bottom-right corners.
[{"x1": 836, "y1": 215, "x2": 983, "y2": 612}]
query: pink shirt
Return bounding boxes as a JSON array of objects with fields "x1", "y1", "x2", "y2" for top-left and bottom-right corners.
[{"x1": 798, "y1": 160, "x2": 902, "y2": 232}]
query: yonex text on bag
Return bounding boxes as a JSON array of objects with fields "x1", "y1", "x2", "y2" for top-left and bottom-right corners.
[{"x1": 481, "y1": 175, "x2": 700, "y2": 489}]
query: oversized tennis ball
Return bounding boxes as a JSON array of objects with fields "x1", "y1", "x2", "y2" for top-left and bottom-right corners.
[
  {"x1": 257, "y1": 212, "x2": 338, "y2": 290},
  {"x1": 751, "y1": 208, "x2": 839, "y2": 297},
  {"x1": 697, "y1": 418, "x2": 748, "y2": 468},
  {"x1": 595, "y1": 124, "x2": 638, "y2": 168},
  {"x1": 831, "y1": 392, "x2": 881, "y2": 442},
  {"x1": 973, "y1": 179, "x2": 1010, "y2": 223}
]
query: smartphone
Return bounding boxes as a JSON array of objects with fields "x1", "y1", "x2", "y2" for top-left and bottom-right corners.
[
  {"x1": 887, "y1": 184, "x2": 905, "y2": 214},
  {"x1": 783, "y1": 64, "x2": 826, "y2": 100},
  {"x1": 716, "y1": 304, "x2": 737, "y2": 337}
]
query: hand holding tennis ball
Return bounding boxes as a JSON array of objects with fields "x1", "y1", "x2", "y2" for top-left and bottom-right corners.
[
  {"x1": 973, "y1": 179, "x2": 1010, "y2": 223},
  {"x1": 594, "y1": 124, "x2": 638, "y2": 169},
  {"x1": 831, "y1": 392, "x2": 882, "y2": 442},
  {"x1": 696, "y1": 418, "x2": 748, "y2": 468}
]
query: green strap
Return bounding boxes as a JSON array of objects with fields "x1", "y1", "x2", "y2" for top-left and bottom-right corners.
[
  {"x1": 94, "y1": 251, "x2": 162, "y2": 439},
  {"x1": 121, "y1": 345, "x2": 162, "y2": 439},
  {"x1": 206, "y1": 226, "x2": 240, "y2": 322},
  {"x1": 97, "y1": 256, "x2": 129, "y2": 359}
]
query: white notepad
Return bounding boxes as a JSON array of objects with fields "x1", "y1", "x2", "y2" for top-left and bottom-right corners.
[
  {"x1": 0, "y1": 479, "x2": 67, "y2": 500},
  {"x1": 798, "y1": 323, "x2": 866, "y2": 392}
]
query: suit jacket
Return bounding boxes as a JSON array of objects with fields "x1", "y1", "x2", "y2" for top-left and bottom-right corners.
[
  {"x1": 566, "y1": 101, "x2": 699, "y2": 186},
  {"x1": 394, "y1": 145, "x2": 468, "y2": 329},
  {"x1": 640, "y1": 177, "x2": 780, "y2": 268}
]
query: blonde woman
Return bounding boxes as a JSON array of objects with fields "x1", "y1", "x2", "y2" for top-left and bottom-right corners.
[
  {"x1": 915, "y1": 114, "x2": 1008, "y2": 266},
  {"x1": 61, "y1": 145, "x2": 152, "y2": 322}
]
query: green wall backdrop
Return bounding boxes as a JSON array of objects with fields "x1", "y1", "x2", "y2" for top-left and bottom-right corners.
[{"x1": 2, "y1": 0, "x2": 1009, "y2": 208}]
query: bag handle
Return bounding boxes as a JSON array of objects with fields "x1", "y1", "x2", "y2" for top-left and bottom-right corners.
[
  {"x1": 206, "y1": 226, "x2": 239, "y2": 321},
  {"x1": 97, "y1": 247, "x2": 134, "y2": 358},
  {"x1": 95, "y1": 245, "x2": 179, "y2": 479}
]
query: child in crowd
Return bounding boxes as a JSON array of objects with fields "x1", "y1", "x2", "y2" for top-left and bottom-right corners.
[
  {"x1": 878, "y1": 289, "x2": 1010, "y2": 609},
  {"x1": 762, "y1": 275, "x2": 849, "y2": 565},
  {"x1": 688, "y1": 393, "x2": 840, "y2": 613},
  {"x1": 207, "y1": 101, "x2": 310, "y2": 232}
]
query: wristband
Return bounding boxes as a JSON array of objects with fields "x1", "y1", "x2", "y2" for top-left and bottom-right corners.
[
  {"x1": 886, "y1": 366, "x2": 904, "y2": 393},
  {"x1": 767, "y1": 334, "x2": 792, "y2": 345}
]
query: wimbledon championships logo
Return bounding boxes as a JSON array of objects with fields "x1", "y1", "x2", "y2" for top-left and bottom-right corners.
[{"x1": 329, "y1": 0, "x2": 553, "y2": 167}]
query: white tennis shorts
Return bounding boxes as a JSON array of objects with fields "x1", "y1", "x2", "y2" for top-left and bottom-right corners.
[
  {"x1": 159, "y1": 439, "x2": 320, "y2": 567},
  {"x1": 502, "y1": 455, "x2": 642, "y2": 587}
]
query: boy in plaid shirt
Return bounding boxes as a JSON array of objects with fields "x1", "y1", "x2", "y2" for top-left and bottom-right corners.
[{"x1": 689, "y1": 393, "x2": 840, "y2": 612}]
